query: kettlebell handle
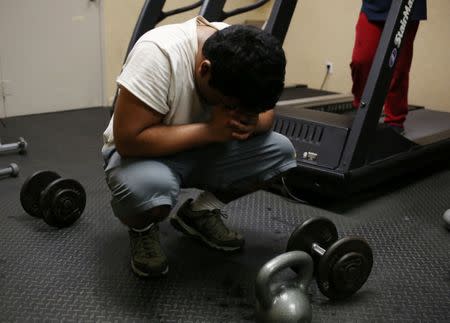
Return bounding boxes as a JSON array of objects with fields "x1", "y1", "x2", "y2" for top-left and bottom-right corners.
[{"x1": 256, "y1": 250, "x2": 314, "y2": 310}]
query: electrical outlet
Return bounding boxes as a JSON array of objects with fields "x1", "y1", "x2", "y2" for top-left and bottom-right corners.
[{"x1": 325, "y1": 61, "x2": 333, "y2": 74}]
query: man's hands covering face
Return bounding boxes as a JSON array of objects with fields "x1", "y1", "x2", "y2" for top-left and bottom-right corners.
[
  {"x1": 228, "y1": 110, "x2": 258, "y2": 141},
  {"x1": 207, "y1": 106, "x2": 259, "y2": 142}
]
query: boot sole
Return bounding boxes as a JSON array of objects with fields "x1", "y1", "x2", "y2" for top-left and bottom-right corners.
[
  {"x1": 170, "y1": 215, "x2": 243, "y2": 252},
  {"x1": 131, "y1": 260, "x2": 169, "y2": 278}
]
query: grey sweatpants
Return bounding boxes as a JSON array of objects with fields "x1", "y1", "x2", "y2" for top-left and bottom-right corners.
[{"x1": 102, "y1": 131, "x2": 297, "y2": 219}]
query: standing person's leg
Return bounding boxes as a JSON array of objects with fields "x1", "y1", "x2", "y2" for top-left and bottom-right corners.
[
  {"x1": 384, "y1": 21, "x2": 420, "y2": 129},
  {"x1": 350, "y1": 12, "x2": 384, "y2": 110},
  {"x1": 170, "y1": 131, "x2": 297, "y2": 251}
]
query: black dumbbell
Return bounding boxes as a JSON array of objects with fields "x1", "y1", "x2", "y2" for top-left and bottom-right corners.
[
  {"x1": 20, "y1": 170, "x2": 86, "y2": 228},
  {"x1": 286, "y1": 217, "x2": 373, "y2": 300},
  {"x1": 0, "y1": 163, "x2": 19, "y2": 179},
  {"x1": 0, "y1": 137, "x2": 27, "y2": 154}
]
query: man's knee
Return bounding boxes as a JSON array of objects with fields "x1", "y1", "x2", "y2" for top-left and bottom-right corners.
[
  {"x1": 270, "y1": 132, "x2": 297, "y2": 162},
  {"x1": 106, "y1": 163, "x2": 180, "y2": 221}
]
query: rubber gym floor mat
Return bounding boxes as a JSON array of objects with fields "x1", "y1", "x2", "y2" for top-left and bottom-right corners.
[{"x1": 0, "y1": 108, "x2": 449, "y2": 322}]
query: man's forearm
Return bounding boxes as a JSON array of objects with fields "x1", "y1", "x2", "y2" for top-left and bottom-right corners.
[
  {"x1": 116, "y1": 123, "x2": 214, "y2": 158},
  {"x1": 254, "y1": 109, "x2": 275, "y2": 134},
  {"x1": 115, "y1": 109, "x2": 276, "y2": 157}
]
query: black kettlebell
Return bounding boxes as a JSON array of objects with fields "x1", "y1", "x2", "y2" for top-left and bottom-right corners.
[
  {"x1": 443, "y1": 209, "x2": 450, "y2": 230},
  {"x1": 255, "y1": 251, "x2": 313, "y2": 323}
]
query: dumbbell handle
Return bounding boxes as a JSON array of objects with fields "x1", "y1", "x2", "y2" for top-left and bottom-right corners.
[
  {"x1": 0, "y1": 137, "x2": 27, "y2": 153},
  {"x1": 312, "y1": 243, "x2": 326, "y2": 256},
  {"x1": 0, "y1": 163, "x2": 19, "y2": 177}
]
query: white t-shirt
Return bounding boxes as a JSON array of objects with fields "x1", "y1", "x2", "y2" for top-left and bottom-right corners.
[{"x1": 102, "y1": 16, "x2": 229, "y2": 148}]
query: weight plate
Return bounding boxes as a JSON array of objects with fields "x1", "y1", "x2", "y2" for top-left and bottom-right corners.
[
  {"x1": 40, "y1": 178, "x2": 86, "y2": 228},
  {"x1": 286, "y1": 217, "x2": 338, "y2": 273},
  {"x1": 286, "y1": 217, "x2": 338, "y2": 254},
  {"x1": 317, "y1": 237, "x2": 373, "y2": 300},
  {"x1": 19, "y1": 170, "x2": 61, "y2": 218},
  {"x1": 18, "y1": 137, "x2": 28, "y2": 154}
]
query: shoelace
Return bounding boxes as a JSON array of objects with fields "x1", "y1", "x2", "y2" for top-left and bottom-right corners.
[
  {"x1": 201, "y1": 210, "x2": 234, "y2": 239},
  {"x1": 133, "y1": 230, "x2": 162, "y2": 257},
  {"x1": 210, "y1": 209, "x2": 228, "y2": 219}
]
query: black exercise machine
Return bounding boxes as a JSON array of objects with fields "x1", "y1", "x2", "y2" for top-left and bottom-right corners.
[
  {"x1": 121, "y1": 0, "x2": 291, "y2": 63},
  {"x1": 200, "y1": 0, "x2": 294, "y2": 45},
  {"x1": 124, "y1": 0, "x2": 204, "y2": 57},
  {"x1": 111, "y1": 0, "x2": 205, "y2": 112},
  {"x1": 199, "y1": 0, "x2": 270, "y2": 22},
  {"x1": 273, "y1": 0, "x2": 450, "y2": 198},
  {"x1": 112, "y1": 0, "x2": 303, "y2": 112},
  {"x1": 116, "y1": 0, "x2": 450, "y2": 200},
  {"x1": 199, "y1": 0, "x2": 450, "y2": 199}
]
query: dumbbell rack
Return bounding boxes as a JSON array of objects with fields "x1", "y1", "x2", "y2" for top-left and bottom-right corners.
[{"x1": 0, "y1": 137, "x2": 27, "y2": 179}]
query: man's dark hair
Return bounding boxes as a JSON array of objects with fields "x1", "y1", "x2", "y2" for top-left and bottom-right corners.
[{"x1": 202, "y1": 24, "x2": 286, "y2": 113}]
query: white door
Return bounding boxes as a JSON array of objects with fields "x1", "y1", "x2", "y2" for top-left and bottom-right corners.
[{"x1": 0, "y1": 0, "x2": 103, "y2": 117}]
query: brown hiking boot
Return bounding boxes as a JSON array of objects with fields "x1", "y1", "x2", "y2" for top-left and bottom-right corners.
[
  {"x1": 128, "y1": 224, "x2": 168, "y2": 277},
  {"x1": 170, "y1": 199, "x2": 244, "y2": 251}
]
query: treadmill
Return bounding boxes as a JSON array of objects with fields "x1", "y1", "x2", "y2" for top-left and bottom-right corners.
[
  {"x1": 122, "y1": 0, "x2": 204, "y2": 59},
  {"x1": 200, "y1": 0, "x2": 290, "y2": 44},
  {"x1": 111, "y1": 0, "x2": 204, "y2": 112},
  {"x1": 273, "y1": 0, "x2": 450, "y2": 198},
  {"x1": 112, "y1": 0, "x2": 288, "y2": 110}
]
